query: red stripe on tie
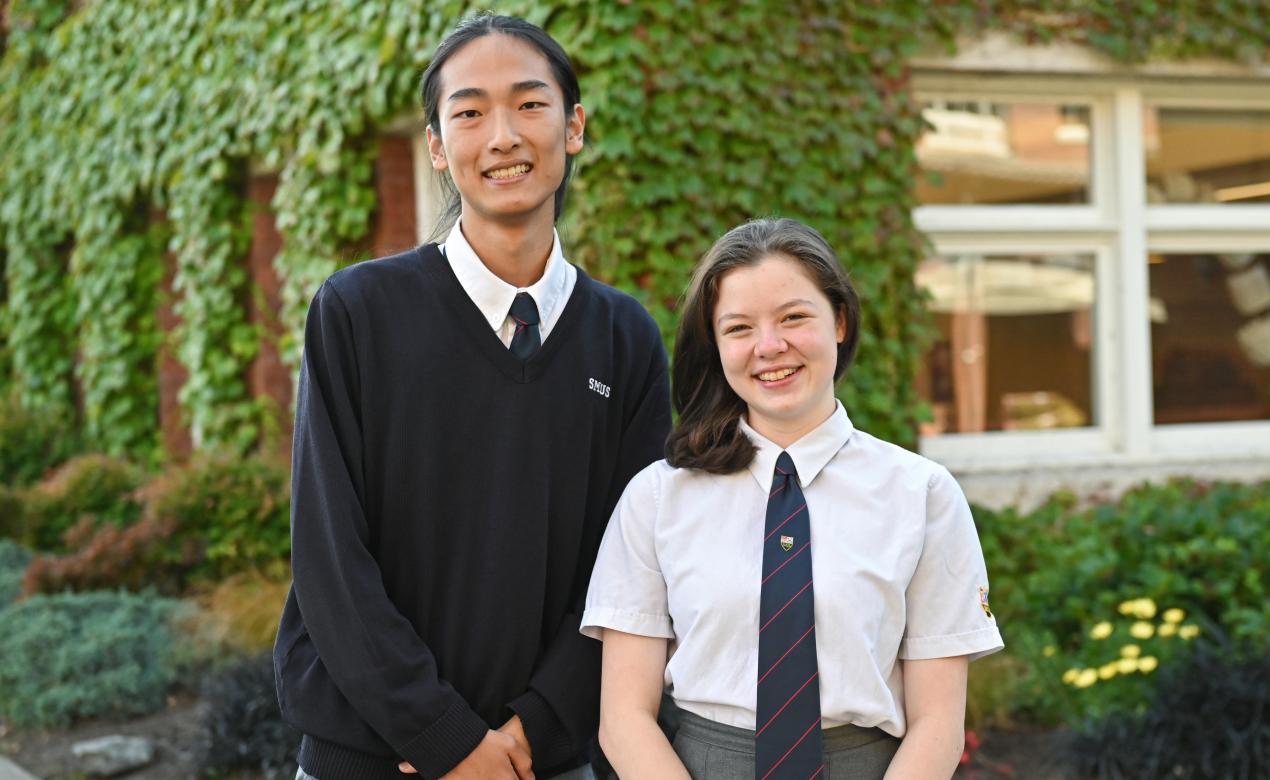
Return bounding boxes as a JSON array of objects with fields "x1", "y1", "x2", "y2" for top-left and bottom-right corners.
[
  {"x1": 764, "y1": 502, "x2": 806, "y2": 541},
  {"x1": 760, "y1": 581, "x2": 813, "y2": 633},
  {"x1": 775, "y1": 465, "x2": 790, "y2": 475},
  {"x1": 808, "y1": 765, "x2": 824, "y2": 779},
  {"x1": 758, "y1": 623, "x2": 816, "y2": 684},
  {"x1": 755, "y1": 672, "x2": 819, "y2": 737},
  {"x1": 770, "y1": 482, "x2": 787, "y2": 499},
  {"x1": 762, "y1": 542, "x2": 810, "y2": 585},
  {"x1": 760, "y1": 717, "x2": 822, "y2": 780}
]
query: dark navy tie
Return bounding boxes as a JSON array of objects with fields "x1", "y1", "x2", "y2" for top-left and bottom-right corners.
[
  {"x1": 756, "y1": 452, "x2": 824, "y2": 780},
  {"x1": 508, "y1": 292, "x2": 541, "y2": 361}
]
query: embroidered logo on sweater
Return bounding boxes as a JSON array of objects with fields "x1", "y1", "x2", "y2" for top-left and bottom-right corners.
[
  {"x1": 979, "y1": 585, "x2": 994, "y2": 620},
  {"x1": 588, "y1": 378, "x2": 611, "y2": 398}
]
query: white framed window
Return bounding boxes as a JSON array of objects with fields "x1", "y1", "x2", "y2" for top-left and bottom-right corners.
[{"x1": 912, "y1": 71, "x2": 1270, "y2": 475}]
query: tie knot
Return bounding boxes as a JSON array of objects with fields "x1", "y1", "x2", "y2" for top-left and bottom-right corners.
[
  {"x1": 773, "y1": 451, "x2": 797, "y2": 485},
  {"x1": 509, "y1": 292, "x2": 540, "y2": 326}
]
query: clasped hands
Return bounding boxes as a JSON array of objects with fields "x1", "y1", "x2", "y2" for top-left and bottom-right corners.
[{"x1": 398, "y1": 715, "x2": 534, "y2": 779}]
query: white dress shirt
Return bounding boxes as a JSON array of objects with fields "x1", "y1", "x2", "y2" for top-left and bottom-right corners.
[
  {"x1": 581, "y1": 402, "x2": 1003, "y2": 738},
  {"x1": 441, "y1": 219, "x2": 577, "y2": 346}
]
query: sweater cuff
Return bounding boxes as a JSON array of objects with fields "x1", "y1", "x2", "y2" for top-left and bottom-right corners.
[
  {"x1": 508, "y1": 688, "x2": 575, "y2": 770},
  {"x1": 395, "y1": 699, "x2": 489, "y2": 779}
]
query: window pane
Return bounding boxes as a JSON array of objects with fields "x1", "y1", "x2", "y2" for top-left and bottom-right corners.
[
  {"x1": 916, "y1": 101, "x2": 1091, "y2": 205},
  {"x1": 916, "y1": 253, "x2": 1097, "y2": 435},
  {"x1": 1150, "y1": 252, "x2": 1270, "y2": 424},
  {"x1": 1145, "y1": 107, "x2": 1270, "y2": 203}
]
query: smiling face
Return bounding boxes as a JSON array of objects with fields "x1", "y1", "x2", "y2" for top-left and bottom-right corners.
[
  {"x1": 712, "y1": 253, "x2": 847, "y2": 447},
  {"x1": 426, "y1": 33, "x2": 585, "y2": 230}
]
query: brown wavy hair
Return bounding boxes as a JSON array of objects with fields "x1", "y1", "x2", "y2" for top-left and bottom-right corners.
[{"x1": 665, "y1": 218, "x2": 861, "y2": 474}]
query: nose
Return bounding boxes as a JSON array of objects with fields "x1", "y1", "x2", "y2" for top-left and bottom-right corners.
[
  {"x1": 755, "y1": 326, "x2": 786, "y2": 358},
  {"x1": 487, "y1": 106, "x2": 522, "y2": 153}
]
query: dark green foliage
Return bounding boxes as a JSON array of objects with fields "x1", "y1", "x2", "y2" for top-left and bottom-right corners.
[
  {"x1": 22, "y1": 453, "x2": 290, "y2": 595},
  {"x1": 1067, "y1": 638, "x2": 1270, "y2": 780},
  {"x1": 975, "y1": 479, "x2": 1270, "y2": 725},
  {"x1": 0, "y1": 590, "x2": 185, "y2": 728},
  {"x1": 18, "y1": 453, "x2": 145, "y2": 551},
  {"x1": 0, "y1": 539, "x2": 32, "y2": 606},
  {"x1": 0, "y1": 392, "x2": 79, "y2": 487},
  {"x1": 199, "y1": 653, "x2": 300, "y2": 780}
]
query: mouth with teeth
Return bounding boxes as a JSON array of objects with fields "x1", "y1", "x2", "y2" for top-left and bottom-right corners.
[
  {"x1": 485, "y1": 163, "x2": 532, "y2": 180},
  {"x1": 756, "y1": 366, "x2": 801, "y2": 383}
]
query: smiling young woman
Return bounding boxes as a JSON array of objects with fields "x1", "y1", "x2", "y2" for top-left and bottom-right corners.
[{"x1": 582, "y1": 219, "x2": 1003, "y2": 780}]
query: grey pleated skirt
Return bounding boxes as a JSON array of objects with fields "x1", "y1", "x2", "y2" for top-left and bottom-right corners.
[{"x1": 672, "y1": 710, "x2": 900, "y2": 780}]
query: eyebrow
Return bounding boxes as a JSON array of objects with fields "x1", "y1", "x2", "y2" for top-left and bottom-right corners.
[
  {"x1": 446, "y1": 80, "x2": 553, "y2": 102},
  {"x1": 716, "y1": 299, "x2": 818, "y2": 325}
]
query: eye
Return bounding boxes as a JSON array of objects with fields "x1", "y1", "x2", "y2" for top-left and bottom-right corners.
[
  {"x1": 454, "y1": 109, "x2": 481, "y2": 120},
  {"x1": 783, "y1": 312, "x2": 809, "y2": 323},
  {"x1": 721, "y1": 323, "x2": 750, "y2": 336},
  {"x1": 520, "y1": 101, "x2": 547, "y2": 110}
]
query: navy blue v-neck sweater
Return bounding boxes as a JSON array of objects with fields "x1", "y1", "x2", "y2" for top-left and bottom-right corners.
[{"x1": 274, "y1": 244, "x2": 671, "y2": 779}]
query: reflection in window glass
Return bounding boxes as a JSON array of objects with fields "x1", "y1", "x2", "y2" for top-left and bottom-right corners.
[
  {"x1": 916, "y1": 254, "x2": 1097, "y2": 435},
  {"x1": 1150, "y1": 253, "x2": 1270, "y2": 424},
  {"x1": 1144, "y1": 108, "x2": 1270, "y2": 203},
  {"x1": 916, "y1": 101, "x2": 1091, "y2": 205}
]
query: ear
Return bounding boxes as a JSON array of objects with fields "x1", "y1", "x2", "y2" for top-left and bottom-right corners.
[
  {"x1": 835, "y1": 306, "x2": 848, "y2": 344},
  {"x1": 426, "y1": 126, "x2": 448, "y2": 172},
  {"x1": 565, "y1": 103, "x2": 586, "y2": 156}
]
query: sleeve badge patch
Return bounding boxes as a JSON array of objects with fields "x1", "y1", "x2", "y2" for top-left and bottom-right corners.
[{"x1": 979, "y1": 585, "x2": 994, "y2": 620}]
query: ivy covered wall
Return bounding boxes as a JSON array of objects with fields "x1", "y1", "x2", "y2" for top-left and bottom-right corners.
[{"x1": 1, "y1": 0, "x2": 1267, "y2": 460}]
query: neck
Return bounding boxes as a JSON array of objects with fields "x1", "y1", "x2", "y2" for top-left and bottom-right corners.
[
  {"x1": 458, "y1": 207, "x2": 556, "y2": 288},
  {"x1": 749, "y1": 398, "x2": 837, "y2": 449}
]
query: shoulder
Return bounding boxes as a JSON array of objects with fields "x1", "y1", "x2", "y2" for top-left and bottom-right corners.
[
  {"x1": 846, "y1": 427, "x2": 958, "y2": 495},
  {"x1": 575, "y1": 269, "x2": 662, "y2": 341},
  {"x1": 323, "y1": 245, "x2": 436, "y2": 306}
]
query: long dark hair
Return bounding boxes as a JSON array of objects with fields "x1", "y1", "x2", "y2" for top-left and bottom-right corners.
[
  {"x1": 419, "y1": 13, "x2": 582, "y2": 239},
  {"x1": 665, "y1": 218, "x2": 862, "y2": 474}
]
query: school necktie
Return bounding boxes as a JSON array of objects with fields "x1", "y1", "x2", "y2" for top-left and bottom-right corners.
[
  {"x1": 508, "y1": 292, "x2": 541, "y2": 360},
  {"x1": 756, "y1": 451, "x2": 824, "y2": 780}
]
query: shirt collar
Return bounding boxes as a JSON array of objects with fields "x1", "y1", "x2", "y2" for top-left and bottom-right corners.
[
  {"x1": 443, "y1": 219, "x2": 569, "y2": 331},
  {"x1": 739, "y1": 401, "x2": 855, "y2": 491}
]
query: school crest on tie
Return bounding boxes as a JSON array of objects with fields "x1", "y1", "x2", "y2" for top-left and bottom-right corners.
[{"x1": 780, "y1": 535, "x2": 794, "y2": 552}]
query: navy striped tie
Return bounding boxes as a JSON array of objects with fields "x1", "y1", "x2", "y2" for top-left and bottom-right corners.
[
  {"x1": 756, "y1": 452, "x2": 824, "y2": 780},
  {"x1": 508, "y1": 292, "x2": 540, "y2": 361}
]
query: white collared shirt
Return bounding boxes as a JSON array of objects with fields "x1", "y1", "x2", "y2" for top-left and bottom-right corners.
[
  {"x1": 441, "y1": 219, "x2": 577, "y2": 347},
  {"x1": 581, "y1": 402, "x2": 1003, "y2": 737}
]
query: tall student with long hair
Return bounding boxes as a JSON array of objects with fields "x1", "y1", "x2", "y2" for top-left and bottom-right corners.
[
  {"x1": 274, "y1": 14, "x2": 671, "y2": 780},
  {"x1": 582, "y1": 219, "x2": 1002, "y2": 779}
]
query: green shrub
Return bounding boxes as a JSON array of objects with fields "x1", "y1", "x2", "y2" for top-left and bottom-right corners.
[
  {"x1": 20, "y1": 453, "x2": 290, "y2": 595},
  {"x1": 20, "y1": 453, "x2": 145, "y2": 551},
  {"x1": 0, "y1": 590, "x2": 187, "y2": 728},
  {"x1": 0, "y1": 392, "x2": 79, "y2": 487},
  {"x1": 145, "y1": 453, "x2": 290, "y2": 581},
  {"x1": 976, "y1": 479, "x2": 1270, "y2": 725},
  {"x1": 0, "y1": 538, "x2": 32, "y2": 606},
  {"x1": 1067, "y1": 633, "x2": 1270, "y2": 780}
]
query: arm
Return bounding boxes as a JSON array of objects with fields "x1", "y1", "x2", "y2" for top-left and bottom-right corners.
[
  {"x1": 506, "y1": 319, "x2": 673, "y2": 766},
  {"x1": 598, "y1": 630, "x2": 691, "y2": 780},
  {"x1": 883, "y1": 656, "x2": 968, "y2": 780},
  {"x1": 290, "y1": 282, "x2": 493, "y2": 777}
]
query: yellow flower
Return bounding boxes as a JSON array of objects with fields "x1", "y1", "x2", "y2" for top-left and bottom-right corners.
[
  {"x1": 1098, "y1": 662, "x2": 1118, "y2": 680},
  {"x1": 1158, "y1": 622, "x2": 1178, "y2": 638},
  {"x1": 1043, "y1": 645, "x2": 1057, "y2": 657},
  {"x1": 1163, "y1": 608, "x2": 1185, "y2": 624},
  {"x1": 1062, "y1": 668, "x2": 1080, "y2": 685},
  {"x1": 1120, "y1": 644, "x2": 1141, "y2": 659},
  {"x1": 1075, "y1": 669, "x2": 1098, "y2": 688},
  {"x1": 1139, "y1": 656, "x2": 1159, "y2": 673},
  {"x1": 1117, "y1": 658, "x2": 1138, "y2": 674},
  {"x1": 1130, "y1": 621, "x2": 1155, "y2": 639},
  {"x1": 1117, "y1": 599, "x2": 1137, "y2": 616},
  {"x1": 1090, "y1": 621, "x2": 1114, "y2": 640},
  {"x1": 1179, "y1": 624, "x2": 1201, "y2": 640},
  {"x1": 1133, "y1": 598, "x2": 1157, "y2": 620}
]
